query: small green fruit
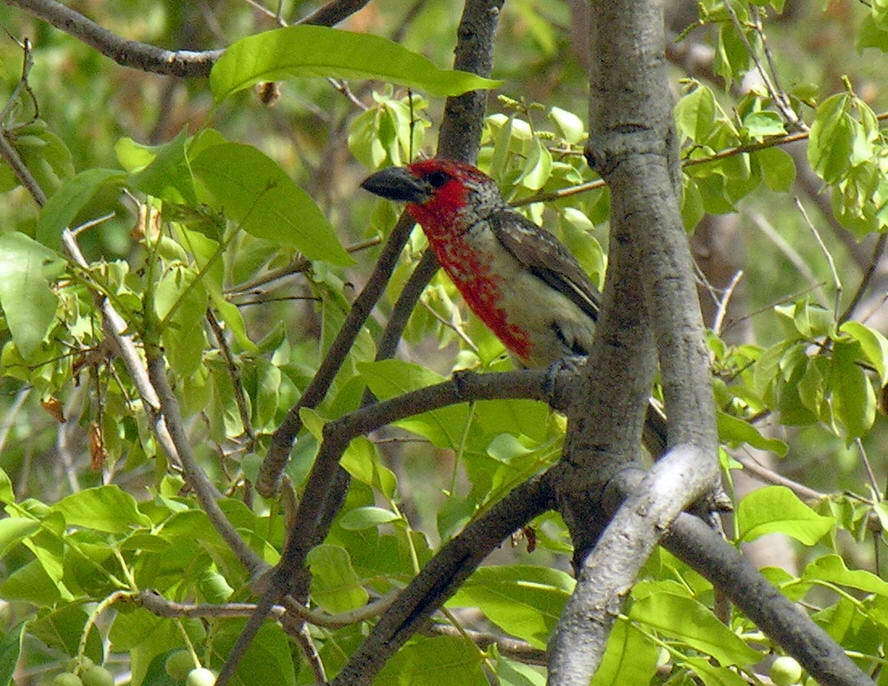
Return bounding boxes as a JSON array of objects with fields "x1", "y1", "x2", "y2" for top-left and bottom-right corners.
[
  {"x1": 80, "y1": 665, "x2": 114, "y2": 686},
  {"x1": 51, "y1": 673, "x2": 83, "y2": 686},
  {"x1": 185, "y1": 667, "x2": 217, "y2": 686},
  {"x1": 770, "y1": 656, "x2": 803, "y2": 686},
  {"x1": 165, "y1": 650, "x2": 195, "y2": 682}
]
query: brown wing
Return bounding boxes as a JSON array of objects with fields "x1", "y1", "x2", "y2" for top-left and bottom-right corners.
[{"x1": 488, "y1": 209, "x2": 600, "y2": 321}]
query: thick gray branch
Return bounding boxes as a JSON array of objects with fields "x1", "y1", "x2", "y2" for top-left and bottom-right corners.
[{"x1": 548, "y1": 0, "x2": 721, "y2": 682}]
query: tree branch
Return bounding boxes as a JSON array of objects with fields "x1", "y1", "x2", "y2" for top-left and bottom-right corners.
[
  {"x1": 329, "y1": 475, "x2": 553, "y2": 685},
  {"x1": 257, "y1": 212, "x2": 416, "y2": 496},
  {"x1": 665, "y1": 511, "x2": 873, "y2": 686},
  {"x1": 5, "y1": 0, "x2": 375, "y2": 79},
  {"x1": 4, "y1": 0, "x2": 221, "y2": 77},
  {"x1": 546, "y1": 0, "x2": 721, "y2": 681}
]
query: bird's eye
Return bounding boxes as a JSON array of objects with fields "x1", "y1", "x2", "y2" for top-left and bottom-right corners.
[{"x1": 425, "y1": 171, "x2": 450, "y2": 188}]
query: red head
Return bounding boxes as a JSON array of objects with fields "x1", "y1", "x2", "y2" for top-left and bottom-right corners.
[{"x1": 361, "y1": 159, "x2": 506, "y2": 240}]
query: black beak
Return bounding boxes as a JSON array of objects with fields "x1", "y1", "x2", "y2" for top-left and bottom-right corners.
[{"x1": 360, "y1": 167, "x2": 430, "y2": 203}]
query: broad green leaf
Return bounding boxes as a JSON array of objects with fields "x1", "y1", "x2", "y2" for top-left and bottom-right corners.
[
  {"x1": 742, "y1": 111, "x2": 786, "y2": 138},
  {"x1": 736, "y1": 486, "x2": 833, "y2": 544},
  {"x1": 154, "y1": 264, "x2": 209, "y2": 377},
  {"x1": 0, "y1": 623, "x2": 25, "y2": 686},
  {"x1": 681, "y1": 176, "x2": 705, "y2": 231},
  {"x1": 35, "y1": 168, "x2": 126, "y2": 250},
  {"x1": 756, "y1": 147, "x2": 796, "y2": 192},
  {"x1": 682, "y1": 656, "x2": 749, "y2": 686},
  {"x1": 191, "y1": 143, "x2": 351, "y2": 264},
  {"x1": 0, "y1": 559, "x2": 61, "y2": 606},
  {"x1": 549, "y1": 106, "x2": 585, "y2": 144},
  {"x1": 374, "y1": 635, "x2": 486, "y2": 686},
  {"x1": 128, "y1": 130, "x2": 197, "y2": 204},
  {"x1": 831, "y1": 342, "x2": 877, "y2": 439},
  {"x1": 675, "y1": 85, "x2": 717, "y2": 143},
  {"x1": 340, "y1": 436, "x2": 397, "y2": 498},
  {"x1": 307, "y1": 544, "x2": 368, "y2": 613},
  {"x1": 0, "y1": 232, "x2": 65, "y2": 360},
  {"x1": 215, "y1": 621, "x2": 296, "y2": 686},
  {"x1": 0, "y1": 517, "x2": 40, "y2": 557},
  {"x1": 590, "y1": 619, "x2": 658, "y2": 686},
  {"x1": 840, "y1": 321, "x2": 888, "y2": 385},
  {"x1": 50, "y1": 485, "x2": 152, "y2": 533},
  {"x1": 519, "y1": 137, "x2": 553, "y2": 190},
  {"x1": 211, "y1": 26, "x2": 501, "y2": 101},
  {"x1": 716, "y1": 412, "x2": 788, "y2": 456},
  {"x1": 339, "y1": 506, "x2": 401, "y2": 530},
  {"x1": 629, "y1": 593, "x2": 760, "y2": 666},
  {"x1": 27, "y1": 604, "x2": 103, "y2": 662},
  {"x1": 808, "y1": 94, "x2": 853, "y2": 183},
  {"x1": 0, "y1": 467, "x2": 13, "y2": 503},
  {"x1": 448, "y1": 566, "x2": 573, "y2": 648},
  {"x1": 358, "y1": 360, "x2": 470, "y2": 449},
  {"x1": 803, "y1": 554, "x2": 888, "y2": 595},
  {"x1": 496, "y1": 655, "x2": 546, "y2": 686}
]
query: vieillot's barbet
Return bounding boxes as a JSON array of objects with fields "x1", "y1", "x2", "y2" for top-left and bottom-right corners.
[{"x1": 361, "y1": 158, "x2": 667, "y2": 453}]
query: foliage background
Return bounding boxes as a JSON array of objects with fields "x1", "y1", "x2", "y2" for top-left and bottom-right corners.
[{"x1": 0, "y1": 0, "x2": 886, "y2": 684}]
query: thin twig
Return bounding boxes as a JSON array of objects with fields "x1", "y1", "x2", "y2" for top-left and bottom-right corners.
[
  {"x1": 225, "y1": 236, "x2": 380, "y2": 295},
  {"x1": 206, "y1": 310, "x2": 256, "y2": 443},
  {"x1": 839, "y1": 233, "x2": 886, "y2": 324},
  {"x1": 258, "y1": 213, "x2": 416, "y2": 497},
  {"x1": 734, "y1": 449, "x2": 827, "y2": 502},
  {"x1": 794, "y1": 198, "x2": 842, "y2": 318},
  {"x1": 747, "y1": 210, "x2": 829, "y2": 308},
  {"x1": 712, "y1": 270, "x2": 744, "y2": 335},
  {"x1": 723, "y1": 0, "x2": 798, "y2": 127}
]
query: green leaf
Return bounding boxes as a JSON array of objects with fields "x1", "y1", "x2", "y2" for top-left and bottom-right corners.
[
  {"x1": 210, "y1": 26, "x2": 501, "y2": 102},
  {"x1": 716, "y1": 412, "x2": 788, "y2": 456},
  {"x1": 191, "y1": 143, "x2": 351, "y2": 264},
  {"x1": 803, "y1": 554, "x2": 888, "y2": 595},
  {"x1": 448, "y1": 566, "x2": 573, "y2": 648},
  {"x1": 0, "y1": 559, "x2": 61, "y2": 606},
  {"x1": 358, "y1": 360, "x2": 470, "y2": 449},
  {"x1": 374, "y1": 635, "x2": 486, "y2": 686},
  {"x1": 590, "y1": 619, "x2": 658, "y2": 686},
  {"x1": 675, "y1": 85, "x2": 717, "y2": 143},
  {"x1": 629, "y1": 593, "x2": 761, "y2": 666},
  {"x1": 756, "y1": 147, "x2": 796, "y2": 192},
  {"x1": 808, "y1": 94, "x2": 854, "y2": 183},
  {"x1": 840, "y1": 321, "x2": 888, "y2": 385},
  {"x1": 831, "y1": 342, "x2": 877, "y2": 439},
  {"x1": 742, "y1": 111, "x2": 786, "y2": 138},
  {"x1": 736, "y1": 486, "x2": 834, "y2": 544},
  {"x1": 307, "y1": 544, "x2": 368, "y2": 613},
  {"x1": 0, "y1": 517, "x2": 40, "y2": 557},
  {"x1": 549, "y1": 106, "x2": 585, "y2": 144},
  {"x1": 339, "y1": 506, "x2": 401, "y2": 530},
  {"x1": 0, "y1": 467, "x2": 13, "y2": 503},
  {"x1": 682, "y1": 656, "x2": 750, "y2": 686},
  {"x1": 495, "y1": 655, "x2": 546, "y2": 686},
  {"x1": 28, "y1": 604, "x2": 103, "y2": 662},
  {"x1": 212, "y1": 621, "x2": 296, "y2": 686},
  {"x1": 128, "y1": 130, "x2": 197, "y2": 204},
  {"x1": 35, "y1": 168, "x2": 126, "y2": 251},
  {"x1": 0, "y1": 623, "x2": 25, "y2": 686},
  {"x1": 340, "y1": 436, "x2": 397, "y2": 498},
  {"x1": 50, "y1": 485, "x2": 152, "y2": 533},
  {"x1": 154, "y1": 264, "x2": 209, "y2": 377},
  {"x1": 0, "y1": 232, "x2": 65, "y2": 360},
  {"x1": 519, "y1": 137, "x2": 553, "y2": 190}
]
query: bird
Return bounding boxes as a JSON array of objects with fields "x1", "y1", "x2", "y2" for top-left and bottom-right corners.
[{"x1": 361, "y1": 158, "x2": 666, "y2": 453}]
